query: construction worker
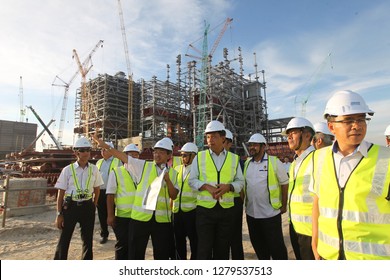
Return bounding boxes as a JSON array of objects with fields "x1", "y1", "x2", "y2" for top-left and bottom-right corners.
[
  {"x1": 311, "y1": 90, "x2": 390, "y2": 260},
  {"x1": 96, "y1": 142, "x2": 122, "y2": 244},
  {"x1": 106, "y1": 143, "x2": 140, "y2": 259},
  {"x1": 283, "y1": 117, "x2": 315, "y2": 260},
  {"x1": 172, "y1": 142, "x2": 198, "y2": 260},
  {"x1": 189, "y1": 120, "x2": 244, "y2": 260},
  {"x1": 283, "y1": 156, "x2": 291, "y2": 173},
  {"x1": 385, "y1": 125, "x2": 390, "y2": 147},
  {"x1": 54, "y1": 137, "x2": 103, "y2": 260},
  {"x1": 224, "y1": 128, "x2": 244, "y2": 260},
  {"x1": 243, "y1": 133, "x2": 289, "y2": 260},
  {"x1": 93, "y1": 136, "x2": 179, "y2": 259},
  {"x1": 312, "y1": 122, "x2": 334, "y2": 149}
]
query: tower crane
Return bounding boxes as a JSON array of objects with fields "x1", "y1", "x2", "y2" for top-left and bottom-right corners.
[
  {"x1": 117, "y1": 0, "x2": 133, "y2": 138},
  {"x1": 19, "y1": 76, "x2": 26, "y2": 122},
  {"x1": 73, "y1": 39, "x2": 104, "y2": 136}
]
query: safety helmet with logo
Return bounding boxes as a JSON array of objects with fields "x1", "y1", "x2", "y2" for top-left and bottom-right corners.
[
  {"x1": 282, "y1": 117, "x2": 315, "y2": 136},
  {"x1": 204, "y1": 120, "x2": 225, "y2": 134},
  {"x1": 313, "y1": 122, "x2": 333, "y2": 136},
  {"x1": 384, "y1": 125, "x2": 390, "y2": 136},
  {"x1": 153, "y1": 138, "x2": 173, "y2": 152},
  {"x1": 248, "y1": 133, "x2": 267, "y2": 144},
  {"x1": 225, "y1": 129, "x2": 233, "y2": 140},
  {"x1": 178, "y1": 142, "x2": 198, "y2": 153},
  {"x1": 74, "y1": 137, "x2": 92, "y2": 149},
  {"x1": 323, "y1": 90, "x2": 374, "y2": 118},
  {"x1": 123, "y1": 143, "x2": 140, "y2": 153}
]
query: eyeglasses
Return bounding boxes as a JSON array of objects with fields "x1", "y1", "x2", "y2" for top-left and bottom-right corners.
[
  {"x1": 181, "y1": 154, "x2": 191, "y2": 158},
  {"x1": 331, "y1": 118, "x2": 371, "y2": 126},
  {"x1": 77, "y1": 149, "x2": 91, "y2": 153}
]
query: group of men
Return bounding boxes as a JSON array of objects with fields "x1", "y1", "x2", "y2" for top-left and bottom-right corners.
[{"x1": 53, "y1": 89, "x2": 390, "y2": 260}]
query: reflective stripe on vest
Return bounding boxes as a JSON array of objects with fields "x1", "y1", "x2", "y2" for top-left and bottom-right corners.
[
  {"x1": 96, "y1": 157, "x2": 121, "y2": 173},
  {"x1": 113, "y1": 166, "x2": 136, "y2": 218},
  {"x1": 313, "y1": 144, "x2": 390, "y2": 260},
  {"x1": 288, "y1": 151, "x2": 314, "y2": 236},
  {"x1": 243, "y1": 155, "x2": 282, "y2": 209},
  {"x1": 173, "y1": 164, "x2": 197, "y2": 213},
  {"x1": 70, "y1": 163, "x2": 93, "y2": 200},
  {"x1": 197, "y1": 150, "x2": 239, "y2": 209}
]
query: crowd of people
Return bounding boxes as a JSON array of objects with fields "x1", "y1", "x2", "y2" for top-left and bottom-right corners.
[{"x1": 53, "y1": 90, "x2": 390, "y2": 260}]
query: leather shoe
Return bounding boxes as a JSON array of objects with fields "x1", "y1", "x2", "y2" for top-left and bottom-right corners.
[{"x1": 99, "y1": 237, "x2": 108, "y2": 244}]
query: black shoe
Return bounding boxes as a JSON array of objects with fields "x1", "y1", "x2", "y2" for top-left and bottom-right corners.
[{"x1": 99, "y1": 236, "x2": 108, "y2": 244}]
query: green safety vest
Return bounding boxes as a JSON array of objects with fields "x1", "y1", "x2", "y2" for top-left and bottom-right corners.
[
  {"x1": 172, "y1": 156, "x2": 182, "y2": 168},
  {"x1": 196, "y1": 150, "x2": 239, "y2": 209},
  {"x1": 69, "y1": 163, "x2": 93, "y2": 200},
  {"x1": 112, "y1": 166, "x2": 136, "y2": 218},
  {"x1": 173, "y1": 164, "x2": 197, "y2": 213},
  {"x1": 288, "y1": 151, "x2": 314, "y2": 236},
  {"x1": 96, "y1": 157, "x2": 121, "y2": 174},
  {"x1": 313, "y1": 144, "x2": 390, "y2": 260},
  {"x1": 131, "y1": 162, "x2": 178, "y2": 223},
  {"x1": 243, "y1": 155, "x2": 282, "y2": 209}
]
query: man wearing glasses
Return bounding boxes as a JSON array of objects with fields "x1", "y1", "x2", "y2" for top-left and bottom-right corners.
[
  {"x1": 311, "y1": 90, "x2": 390, "y2": 260},
  {"x1": 54, "y1": 137, "x2": 104, "y2": 259}
]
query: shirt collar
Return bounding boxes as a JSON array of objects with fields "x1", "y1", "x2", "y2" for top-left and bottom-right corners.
[
  {"x1": 332, "y1": 140, "x2": 370, "y2": 158},
  {"x1": 209, "y1": 148, "x2": 227, "y2": 156},
  {"x1": 294, "y1": 145, "x2": 315, "y2": 161},
  {"x1": 251, "y1": 152, "x2": 268, "y2": 163},
  {"x1": 74, "y1": 161, "x2": 89, "y2": 168}
]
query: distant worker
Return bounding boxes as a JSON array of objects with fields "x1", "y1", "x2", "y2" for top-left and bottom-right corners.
[
  {"x1": 224, "y1": 128, "x2": 244, "y2": 260},
  {"x1": 283, "y1": 156, "x2": 291, "y2": 173},
  {"x1": 312, "y1": 122, "x2": 334, "y2": 149},
  {"x1": 172, "y1": 142, "x2": 199, "y2": 260},
  {"x1": 189, "y1": 120, "x2": 244, "y2": 260},
  {"x1": 106, "y1": 144, "x2": 140, "y2": 259},
  {"x1": 96, "y1": 142, "x2": 122, "y2": 244},
  {"x1": 243, "y1": 133, "x2": 289, "y2": 259},
  {"x1": 283, "y1": 117, "x2": 315, "y2": 260},
  {"x1": 54, "y1": 137, "x2": 103, "y2": 260},
  {"x1": 311, "y1": 90, "x2": 390, "y2": 260},
  {"x1": 385, "y1": 125, "x2": 390, "y2": 147}
]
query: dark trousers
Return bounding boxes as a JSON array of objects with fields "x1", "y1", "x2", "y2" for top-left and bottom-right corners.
[
  {"x1": 129, "y1": 217, "x2": 173, "y2": 260},
  {"x1": 196, "y1": 203, "x2": 233, "y2": 260},
  {"x1": 289, "y1": 222, "x2": 314, "y2": 260},
  {"x1": 229, "y1": 197, "x2": 244, "y2": 260},
  {"x1": 113, "y1": 216, "x2": 133, "y2": 260},
  {"x1": 54, "y1": 200, "x2": 95, "y2": 260},
  {"x1": 97, "y1": 189, "x2": 109, "y2": 238},
  {"x1": 173, "y1": 209, "x2": 198, "y2": 260},
  {"x1": 247, "y1": 213, "x2": 288, "y2": 260},
  {"x1": 289, "y1": 222, "x2": 302, "y2": 260}
]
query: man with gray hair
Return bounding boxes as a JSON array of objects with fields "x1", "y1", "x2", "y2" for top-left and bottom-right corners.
[{"x1": 312, "y1": 122, "x2": 334, "y2": 150}]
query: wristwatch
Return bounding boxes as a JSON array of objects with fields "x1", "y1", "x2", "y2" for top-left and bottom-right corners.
[{"x1": 56, "y1": 211, "x2": 63, "y2": 216}]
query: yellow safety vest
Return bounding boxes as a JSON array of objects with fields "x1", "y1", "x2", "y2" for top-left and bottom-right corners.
[
  {"x1": 131, "y1": 161, "x2": 178, "y2": 223},
  {"x1": 113, "y1": 166, "x2": 136, "y2": 218},
  {"x1": 197, "y1": 150, "x2": 239, "y2": 209},
  {"x1": 69, "y1": 163, "x2": 93, "y2": 200},
  {"x1": 313, "y1": 144, "x2": 390, "y2": 260},
  {"x1": 173, "y1": 164, "x2": 197, "y2": 213},
  {"x1": 172, "y1": 156, "x2": 182, "y2": 169},
  {"x1": 243, "y1": 156, "x2": 282, "y2": 209},
  {"x1": 96, "y1": 157, "x2": 121, "y2": 174},
  {"x1": 288, "y1": 151, "x2": 314, "y2": 236}
]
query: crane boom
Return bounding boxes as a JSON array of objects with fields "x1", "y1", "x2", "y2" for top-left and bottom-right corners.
[
  {"x1": 19, "y1": 76, "x2": 25, "y2": 122},
  {"x1": 209, "y1": 17, "x2": 233, "y2": 57}
]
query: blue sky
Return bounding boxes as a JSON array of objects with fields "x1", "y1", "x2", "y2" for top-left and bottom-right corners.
[{"x1": 0, "y1": 0, "x2": 389, "y2": 149}]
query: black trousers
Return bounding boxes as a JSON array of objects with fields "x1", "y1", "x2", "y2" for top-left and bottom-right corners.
[
  {"x1": 289, "y1": 222, "x2": 302, "y2": 260},
  {"x1": 113, "y1": 216, "x2": 133, "y2": 260},
  {"x1": 229, "y1": 197, "x2": 244, "y2": 260},
  {"x1": 54, "y1": 199, "x2": 95, "y2": 260},
  {"x1": 289, "y1": 222, "x2": 314, "y2": 260},
  {"x1": 196, "y1": 203, "x2": 234, "y2": 260},
  {"x1": 173, "y1": 209, "x2": 198, "y2": 260},
  {"x1": 247, "y1": 213, "x2": 288, "y2": 260},
  {"x1": 97, "y1": 189, "x2": 109, "y2": 238}
]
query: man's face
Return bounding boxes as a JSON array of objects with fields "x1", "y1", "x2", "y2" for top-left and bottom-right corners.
[
  {"x1": 328, "y1": 113, "x2": 367, "y2": 148},
  {"x1": 386, "y1": 135, "x2": 390, "y2": 147},
  {"x1": 101, "y1": 148, "x2": 112, "y2": 160},
  {"x1": 224, "y1": 139, "x2": 233, "y2": 151},
  {"x1": 126, "y1": 151, "x2": 140, "y2": 159},
  {"x1": 75, "y1": 148, "x2": 91, "y2": 161},
  {"x1": 248, "y1": 143, "x2": 264, "y2": 158},
  {"x1": 286, "y1": 128, "x2": 303, "y2": 150},
  {"x1": 153, "y1": 148, "x2": 170, "y2": 165},
  {"x1": 206, "y1": 132, "x2": 225, "y2": 152},
  {"x1": 180, "y1": 153, "x2": 194, "y2": 166}
]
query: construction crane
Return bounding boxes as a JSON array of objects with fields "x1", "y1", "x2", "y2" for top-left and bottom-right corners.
[
  {"x1": 19, "y1": 76, "x2": 26, "y2": 122},
  {"x1": 73, "y1": 39, "x2": 104, "y2": 136},
  {"x1": 117, "y1": 0, "x2": 133, "y2": 138}
]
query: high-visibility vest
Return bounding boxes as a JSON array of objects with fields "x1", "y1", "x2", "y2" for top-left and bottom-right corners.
[
  {"x1": 69, "y1": 163, "x2": 93, "y2": 200},
  {"x1": 96, "y1": 157, "x2": 121, "y2": 174},
  {"x1": 112, "y1": 166, "x2": 136, "y2": 218},
  {"x1": 243, "y1": 155, "x2": 282, "y2": 209},
  {"x1": 172, "y1": 156, "x2": 182, "y2": 168},
  {"x1": 131, "y1": 162, "x2": 178, "y2": 223},
  {"x1": 196, "y1": 150, "x2": 239, "y2": 209},
  {"x1": 173, "y1": 164, "x2": 197, "y2": 213},
  {"x1": 313, "y1": 144, "x2": 390, "y2": 260},
  {"x1": 288, "y1": 151, "x2": 314, "y2": 236}
]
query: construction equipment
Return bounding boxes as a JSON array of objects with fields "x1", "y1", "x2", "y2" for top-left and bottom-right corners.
[{"x1": 19, "y1": 76, "x2": 26, "y2": 122}]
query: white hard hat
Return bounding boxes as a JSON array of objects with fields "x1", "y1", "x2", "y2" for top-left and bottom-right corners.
[
  {"x1": 105, "y1": 142, "x2": 114, "y2": 149},
  {"x1": 153, "y1": 138, "x2": 173, "y2": 151},
  {"x1": 178, "y1": 142, "x2": 198, "y2": 153},
  {"x1": 324, "y1": 90, "x2": 374, "y2": 118},
  {"x1": 225, "y1": 129, "x2": 233, "y2": 140},
  {"x1": 123, "y1": 143, "x2": 140, "y2": 153},
  {"x1": 74, "y1": 137, "x2": 92, "y2": 149},
  {"x1": 248, "y1": 133, "x2": 267, "y2": 144},
  {"x1": 384, "y1": 125, "x2": 390, "y2": 136},
  {"x1": 313, "y1": 122, "x2": 333, "y2": 135},
  {"x1": 282, "y1": 117, "x2": 315, "y2": 136},
  {"x1": 162, "y1": 137, "x2": 174, "y2": 148},
  {"x1": 204, "y1": 120, "x2": 225, "y2": 134}
]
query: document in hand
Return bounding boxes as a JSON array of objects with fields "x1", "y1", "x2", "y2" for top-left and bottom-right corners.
[{"x1": 142, "y1": 168, "x2": 166, "y2": 210}]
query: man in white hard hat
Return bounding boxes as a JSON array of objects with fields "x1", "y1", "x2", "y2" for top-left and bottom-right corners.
[
  {"x1": 106, "y1": 143, "x2": 140, "y2": 259},
  {"x1": 243, "y1": 133, "x2": 289, "y2": 259},
  {"x1": 283, "y1": 117, "x2": 315, "y2": 260},
  {"x1": 93, "y1": 135, "x2": 179, "y2": 259},
  {"x1": 384, "y1": 125, "x2": 390, "y2": 147},
  {"x1": 54, "y1": 136, "x2": 104, "y2": 260},
  {"x1": 172, "y1": 142, "x2": 198, "y2": 260},
  {"x1": 311, "y1": 90, "x2": 390, "y2": 260},
  {"x1": 312, "y1": 122, "x2": 334, "y2": 150},
  {"x1": 95, "y1": 142, "x2": 122, "y2": 244},
  {"x1": 189, "y1": 120, "x2": 244, "y2": 260}
]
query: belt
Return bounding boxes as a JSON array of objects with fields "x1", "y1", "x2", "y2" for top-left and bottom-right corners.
[{"x1": 70, "y1": 199, "x2": 93, "y2": 206}]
